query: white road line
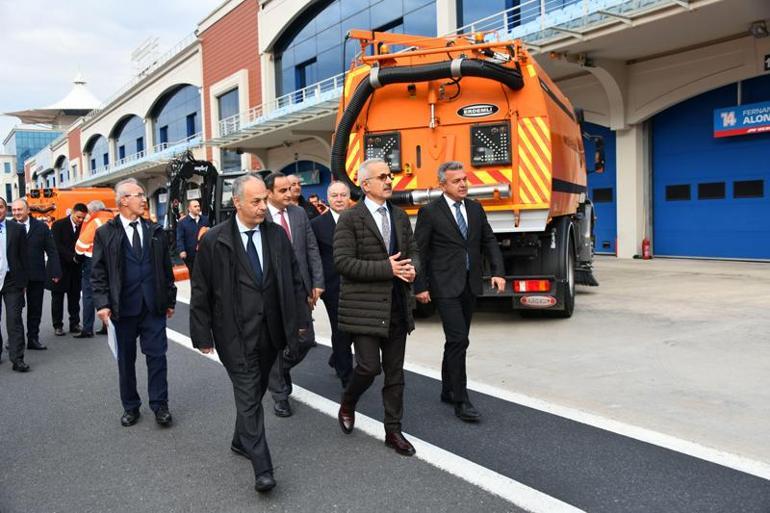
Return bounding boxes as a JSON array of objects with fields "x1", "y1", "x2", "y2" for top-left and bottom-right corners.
[
  {"x1": 166, "y1": 327, "x2": 585, "y2": 513},
  {"x1": 174, "y1": 293, "x2": 770, "y2": 481}
]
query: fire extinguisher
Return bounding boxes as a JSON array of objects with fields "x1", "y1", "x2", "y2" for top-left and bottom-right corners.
[{"x1": 642, "y1": 238, "x2": 652, "y2": 260}]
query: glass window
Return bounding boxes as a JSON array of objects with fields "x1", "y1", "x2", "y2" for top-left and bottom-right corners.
[
  {"x1": 666, "y1": 184, "x2": 690, "y2": 201},
  {"x1": 592, "y1": 187, "x2": 613, "y2": 203},
  {"x1": 86, "y1": 135, "x2": 109, "y2": 173},
  {"x1": 697, "y1": 182, "x2": 725, "y2": 200},
  {"x1": 218, "y1": 89, "x2": 241, "y2": 171},
  {"x1": 115, "y1": 116, "x2": 145, "y2": 158},
  {"x1": 275, "y1": 0, "x2": 436, "y2": 96},
  {"x1": 733, "y1": 180, "x2": 764, "y2": 199},
  {"x1": 5, "y1": 184, "x2": 12, "y2": 201},
  {"x1": 153, "y1": 85, "x2": 201, "y2": 147},
  {"x1": 3, "y1": 162, "x2": 10, "y2": 174}
]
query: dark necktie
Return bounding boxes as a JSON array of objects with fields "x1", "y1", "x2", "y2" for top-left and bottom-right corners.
[
  {"x1": 129, "y1": 221, "x2": 142, "y2": 258},
  {"x1": 454, "y1": 202, "x2": 469, "y2": 270},
  {"x1": 245, "y1": 230, "x2": 263, "y2": 284}
]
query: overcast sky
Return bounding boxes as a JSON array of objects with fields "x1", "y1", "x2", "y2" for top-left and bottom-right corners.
[{"x1": 0, "y1": 0, "x2": 219, "y2": 151}]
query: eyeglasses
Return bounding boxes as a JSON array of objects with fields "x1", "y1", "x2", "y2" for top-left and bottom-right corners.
[
  {"x1": 123, "y1": 192, "x2": 146, "y2": 199},
  {"x1": 365, "y1": 173, "x2": 394, "y2": 183}
]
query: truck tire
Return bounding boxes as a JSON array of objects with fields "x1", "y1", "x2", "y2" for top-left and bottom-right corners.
[{"x1": 552, "y1": 216, "x2": 576, "y2": 318}]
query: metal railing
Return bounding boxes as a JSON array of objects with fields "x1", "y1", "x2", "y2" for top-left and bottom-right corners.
[{"x1": 82, "y1": 32, "x2": 199, "y2": 125}]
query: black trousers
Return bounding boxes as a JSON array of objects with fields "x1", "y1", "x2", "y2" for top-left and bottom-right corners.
[
  {"x1": 25, "y1": 280, "x2": 45, "y2": 342},
  {"x1": 268, "y1": 303, "x2": 313, "y2": 402},
  {"x1": 323, "y1": 293, "x2": 353, "y2": 386},
  {"x1": 227, "y1": 323, "x2": 279, "y2": 477},
  {"x1": 183, "y1": 255, "x2": 195, "y2": 275},
  {"x1": 51, "y1": 272, "x2": 81, "y2": 329},
  {"x1": 0, "y1": 287, "x2": 26, "y2": 363},
  {"x1": 114, "y1": 307, "x2": 168, "y2": 412},
  {"x1": 343, "y1": 305, "x2": 408, "y2": 433},
  {"x1": 433, "y1": 279, "x2": 477, "y2": 403}
]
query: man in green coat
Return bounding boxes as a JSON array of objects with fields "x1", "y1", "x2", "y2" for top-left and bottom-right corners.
[{"x1": 334, "y1": 158, "x2": 420, "y2": 457}]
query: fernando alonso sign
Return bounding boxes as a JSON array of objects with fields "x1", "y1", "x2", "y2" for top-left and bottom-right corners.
[{"x1": 714, "y1": 100, "x2": 770, "y2": 138}]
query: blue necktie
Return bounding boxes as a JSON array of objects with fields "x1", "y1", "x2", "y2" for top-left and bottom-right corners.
[
  {"x1": 245, "y1": 230, "x2": 263, "y2": 284},
  {"x1": 454, "y1": 202, "x2": 469, "y2": 270}
]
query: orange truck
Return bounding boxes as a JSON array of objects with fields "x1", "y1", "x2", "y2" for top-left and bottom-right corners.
[
  {"x1": 26, "y1": 187, "x2": 116, "y2": 225},
  {"x1": 331, "y1": 31, "x2": 604, "y2": 317}
]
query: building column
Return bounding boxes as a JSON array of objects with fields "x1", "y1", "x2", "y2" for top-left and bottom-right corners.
[
  {"x1": 436, "y1": 0, "x2": 458, "y2": 35},
  {"x1": 144, "y1": 119, "x2": 154, "y2": 155},
  {"x1": 615, "y1": 123, "x2": 649, "y2": 258}
]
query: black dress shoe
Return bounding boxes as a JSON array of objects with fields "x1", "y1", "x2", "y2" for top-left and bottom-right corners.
[
  {"x1": 454, "y1": 401, "x2": 481, "y2": 422},
  {"x1": 230, "y1": 443, "x2": 249, "y2": 459},
  {"x1": 12, "y1": 360, "x2": 30, "y2": 373},
  {"x1": 27, "y1": 339, "x2": 47, "y2": 350},
  {"x1": 73, "y1": 332, "x2": 94, "y2": 339},
  {"x1": 338, "y1": 402, "x2": 355, "y2": 434},
  {"x1": 54, "y1": 327, "x2": 65, "y2": 336},
  {"x1": 121, "y1": 408, "x2": 141, "y2": 427},
  {"x1": 69, "y1": 324, "x2": 82, "y2": 334},
  {"x1": 154, "y1": 407, "x2": 173, "y2": 427},
  {"x1": 254, "y1": 472, "x2": 276, "y2": 493},
  {"x1": 273, "y1": 399, "x2": 292, "y2": 417},
  {"x1": 385, "y1": 431, "x2": 416, "y2": 456}
]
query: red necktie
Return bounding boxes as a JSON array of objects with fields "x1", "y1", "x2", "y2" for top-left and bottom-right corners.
[{"x1": 279, "y1": 210, "x2": 291, "y2": 241}]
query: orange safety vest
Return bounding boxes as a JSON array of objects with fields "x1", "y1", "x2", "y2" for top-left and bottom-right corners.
[{"x1": 75, "y1": 211, "x2": 115, "y2": 257}]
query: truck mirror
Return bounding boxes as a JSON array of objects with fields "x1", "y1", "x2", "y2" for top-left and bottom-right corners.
[{"x1": 593, "y1": 136, "x2": 605, "y2": 174}]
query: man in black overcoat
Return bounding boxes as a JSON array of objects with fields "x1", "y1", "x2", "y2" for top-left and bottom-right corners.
[
  {"x1": 0, "y1": 197, "x2": 30, "y2": 371},
  {"x1": 50, "y1": 203, "x2": 87, "y2": 335}
]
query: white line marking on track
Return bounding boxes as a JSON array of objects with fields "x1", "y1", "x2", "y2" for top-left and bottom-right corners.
[
  {"x1": 174, "y1": 294, "x2": 770, "y2": 481},
  {"x1": 166, "y1": 327, "x2": 585, "y2": 513}
]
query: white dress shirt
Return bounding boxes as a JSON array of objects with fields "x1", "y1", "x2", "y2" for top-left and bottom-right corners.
[
  {"x1": 119, "y1": 215, "x2": 144, "y2": 249},
  {"x1": 444, "y1": 194, "x2": 468, "y2": 231},
  {"x1": 330, "y1": 209, "x2": 340, "y2": 224},
  {"x1": 267, "y1": 203, "x2": 292, "y2": 239},
  {"x1": 364, "y1": 196, "x2": 389, "y2": 239},
  {"x1": 235, "y1": 215, "x2": 264, "y2": 270}
]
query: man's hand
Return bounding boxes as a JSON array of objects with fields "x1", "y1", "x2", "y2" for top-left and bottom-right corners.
[
  {"x1": 52, "y1": 277, "x2": 60, "y2": 283},
  {"x1": 389, "y1": 252, "x2": 414, "y2": 282},
  {"x1": 166, "y1": 308, "x2": 175, "y2": 319},
  {"x1": 312, "y1": 288, "x2": 324, "y2": 304},
  {"x1": 179, "y1": 251, "x2": 187, "y2": 259},
  {"x1": 416, "y1": 291, "x2": 431, "y2": 304},
  {"x1": 199, "y1": 347, "x2": 214, "y2": 354},
  {"x1": 97, "y1": 308, "x2": 111, "y2": 323},
  {"x1": 491, "y1": 276, "x2": 506, "y2": 293}
]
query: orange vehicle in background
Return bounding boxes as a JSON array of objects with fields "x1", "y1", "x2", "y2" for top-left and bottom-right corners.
[
  {"x1": 26, "y1": 187, "x2": 116, "y2": 226},
  {"x1": 332, "y1": 31, "x2": 605, "y2": 317}
]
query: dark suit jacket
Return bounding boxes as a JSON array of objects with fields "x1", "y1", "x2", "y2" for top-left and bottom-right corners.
[
  {"x1": 414, "y1": 197, "x2": 504, "y2": 298},
  {"x1": 50, "y1": 216, "x2": 82, "y2": 292},
  {"x1": 310, "y1": 211, "x2": 339, "y2": 300},
  {"x1": 176, "y1": 213, "x2": 209, "y2": 257},
  {"x1": 91, "y1": 217, "x2": 177, "y2": 321},
  {"x1": 1, "y1": 220, "x2": 29, "y2": 291},
  {"x1": 189, "y1": 216, "x2": 308, "y2": 369},
  {"x1": 266, "y1": 204, "x2": 323, "y2": 295},
  {"x1": 18, "y1": 217, "x2": 61, "y2": 283}
]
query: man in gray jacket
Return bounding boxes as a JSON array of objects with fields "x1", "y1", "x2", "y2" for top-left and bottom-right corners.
[
  {"x1": 264, "y1": 171, "x2": 324, "y2": 418},
  {"x1": 334, "y1": 158, "x2": 420, "y2": 456}
]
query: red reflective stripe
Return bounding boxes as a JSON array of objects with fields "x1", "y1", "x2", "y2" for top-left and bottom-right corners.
[{"x1": 513, "y1": 279, "x2": 551, "y2": 293}]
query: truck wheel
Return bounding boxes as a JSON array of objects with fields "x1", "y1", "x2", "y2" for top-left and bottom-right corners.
[{"x1": 553, "y1": 218, "x2": 576, "y2": 318}]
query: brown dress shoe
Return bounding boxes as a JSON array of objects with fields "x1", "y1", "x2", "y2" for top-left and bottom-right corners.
[
  {"x1": 385, "y1": 431, "x2": 416, "y2": 456},
  {"x1": 338, "y1": 401, "x2": 355, "y2": 434}
]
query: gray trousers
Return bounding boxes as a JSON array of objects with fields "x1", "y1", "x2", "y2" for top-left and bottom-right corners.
[{"x1": 268, "y1": 305, "x2": 315, "y2": 402}]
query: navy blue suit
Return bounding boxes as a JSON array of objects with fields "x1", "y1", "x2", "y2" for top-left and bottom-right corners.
[
  {"x1": 19, "y1": 217, "x2": 61, "y2": 344},
  {"x1": 310, "y1": 211, "x2": 352, "y2": 385},
  {"x1": 92, "y1": 217, "x2": 177, "y2": 413},
  {"x1": 176, "y1": 214, "x2": 208, "y2": 273}
]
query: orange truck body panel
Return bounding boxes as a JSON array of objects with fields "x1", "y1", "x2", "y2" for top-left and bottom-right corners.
[
  {"x1": 335, "y1": 31, "x2": 587, "y2": 222},
  {"x1": 26, "y1": 188, "x2": 117, "y2": 226}
]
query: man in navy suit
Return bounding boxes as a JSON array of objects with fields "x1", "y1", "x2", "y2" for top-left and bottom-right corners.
[
  {"x1": 176, "y1": 199, "x2": 208, "y2": 274},
  {"x1": 11, "y1": 199, "x2": 62, "y2": 351},
  {"x1": 0, "y1": 197, "x2": 30, "y2": 371},
  {"x1": 311, "y1": 181, "x2": 353, "y2": 387},
  {"x1": 414, "y1": 161, "x2": 506, "y2": 423},
  {"x1": 92, "y1": 178, "x2": 177, "y2": 427}
]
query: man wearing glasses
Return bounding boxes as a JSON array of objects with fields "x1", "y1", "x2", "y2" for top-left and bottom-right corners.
[
  {"x1": 334, "y1": 158, "x2": 420, "y2": 456},
  {"x1": 92, "y1": 178, "x2": 177, "y2": 428}
]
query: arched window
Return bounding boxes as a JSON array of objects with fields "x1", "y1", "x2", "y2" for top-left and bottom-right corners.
[
  {"x1": 55, "y1": 156, "x2": 69, "y2": 184},
  {"x1": 152, "y1": 85, "x2": 201, "y2": 149},
  {"x1": 274, "y1": 0, "x2": 436, "y2": 97},
  {"x1": 114, "y1": 116, "x2": 145, "y2": 161},
  {"x1": 85, "y1": 135, "x2": 109, "y2": 174}
]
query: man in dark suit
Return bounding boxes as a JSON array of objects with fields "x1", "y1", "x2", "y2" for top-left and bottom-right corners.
[
  {"x1": 311, "y1": 181, "x2": 353, "y2": 387},
  {"x1": 92, "y1": 178, "x2": 176, "y2": 428},
  {"x1": 335, "y1": 158, "x2": 420, "y2": 456},
  {"x1": 51, "y1": 203, "x2": 87, "y2": 336},
  {"x1": 175, "y1": 198, "x2": 208, "y2": 274},
  {"x1": 11, "y1": 199, "x2": 62, "y2": 351},
  {"x1": 414, "y1": 161, "x2": 506, "y2": 422},
  {"x1": 264, "y1": 171, "x2": 324, "y2": 418},
  {"x1": 0, "y1": 197, "x2": 30, "y2": 371},
  {"x1": 190, "y1": 173, "x2": 308, "y2": 493}
]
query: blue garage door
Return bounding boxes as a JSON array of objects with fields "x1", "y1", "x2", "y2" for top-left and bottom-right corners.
[
  {"x1": 652, "y1": 74, "x2": 770, "y2": 260},
  {"x1": 585, "y1": 122, "x2": 617, "y2": 255}
]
